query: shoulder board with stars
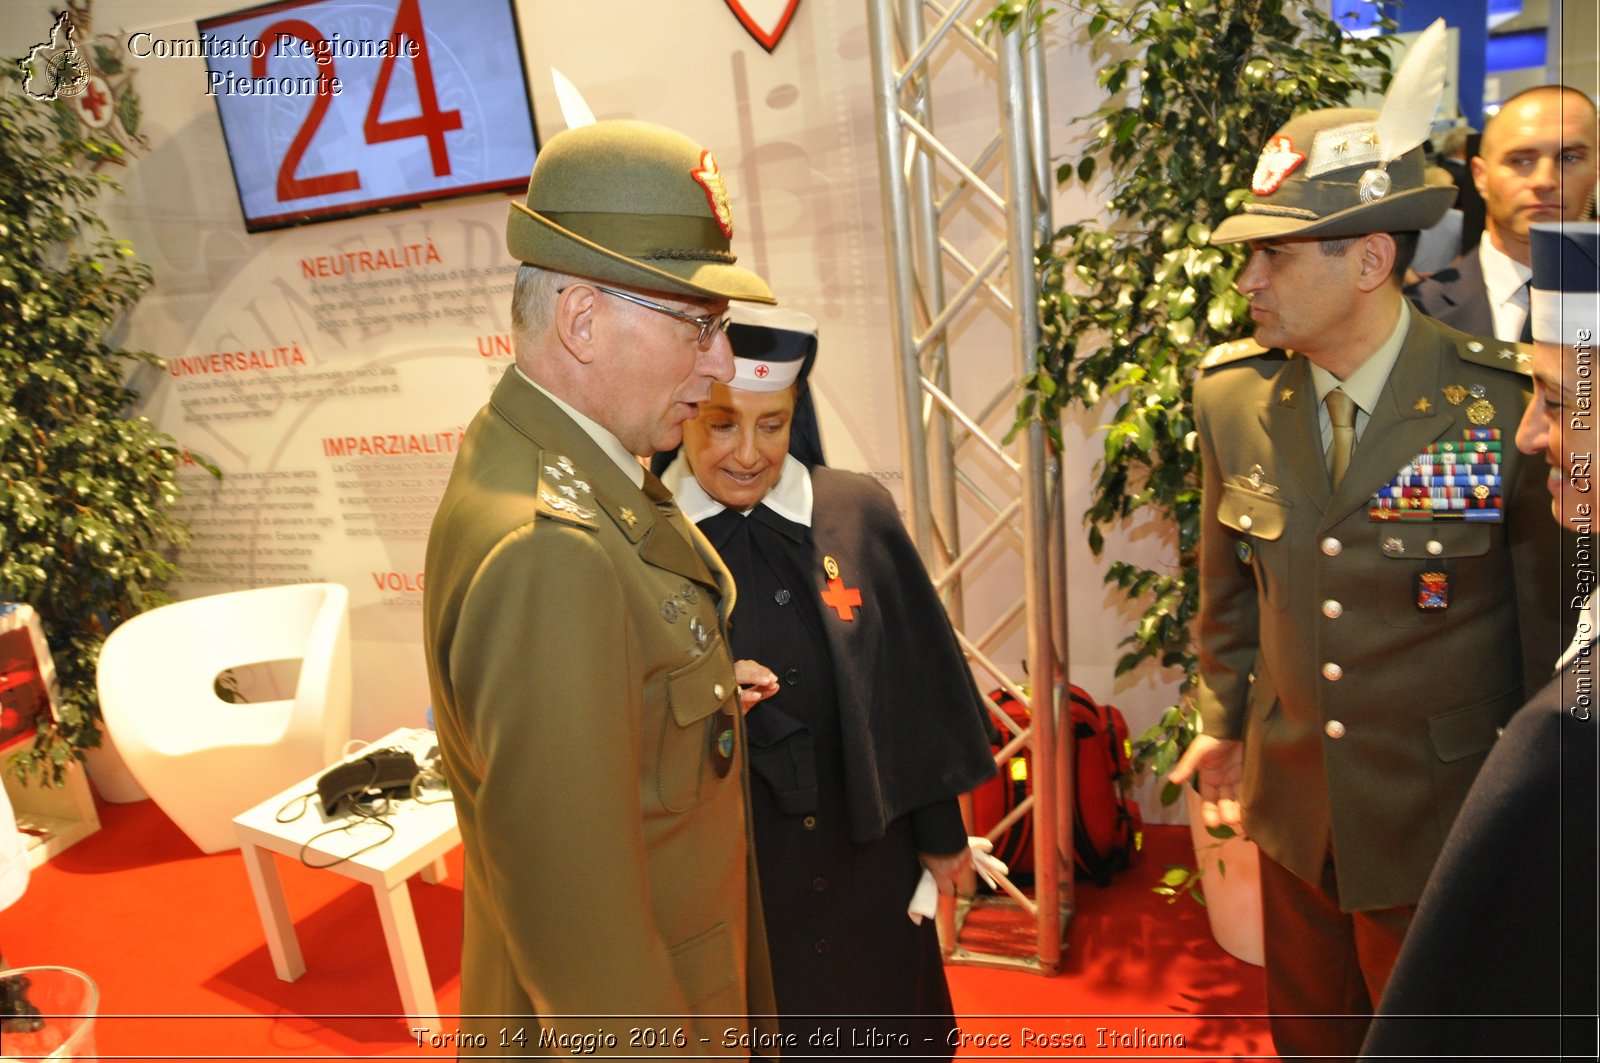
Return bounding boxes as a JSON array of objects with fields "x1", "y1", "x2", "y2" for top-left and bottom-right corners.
[
  {"x1": 534, "y1": 452, "x2": 598, "y2": 530},
  {"x1": 1455, "y1": 336, "x2": 1532, "y2": 377},
  {"x1": 1198, "y1": 338, "x2": 1273, "y2": 371}
]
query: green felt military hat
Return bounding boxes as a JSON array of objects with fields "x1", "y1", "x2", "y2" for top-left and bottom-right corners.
[
  {"x1": 1211, "y1": 108, "x2": 1455, "y2": 245},
  {"x1": 507, "y1": 120, "x2": 774, "y2": 304}
]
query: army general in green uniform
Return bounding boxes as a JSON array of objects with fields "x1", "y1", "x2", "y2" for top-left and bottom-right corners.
[
  {"x1": 423, "y1": 121, "x2": 780, "y2": 1056},
  {"x1": 1171, "y1": 104, "x2": 1568, "y2": 1060}
]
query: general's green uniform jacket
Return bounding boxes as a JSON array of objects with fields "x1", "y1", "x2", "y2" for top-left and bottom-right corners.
[
  {"x1": 424, "y1": 368, "x2": 776, "y2": 1055},
  {"x1": 1193, "y1": 312, "x2": 1565, "y2": 912}
]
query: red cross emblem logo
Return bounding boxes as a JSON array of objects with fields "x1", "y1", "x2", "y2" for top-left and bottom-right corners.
[
  {"x1": 819, "y1": 555, "x2": 862, "y2": 621},
  {"x1": 77, "y1": 75, "x2": 114, "y2": 131},
  {"x1": 821, "y1": 578, "x2": 862, "y2": 621},
  {"x1": 754, "y1": 364, "x2": 770, "y2": 378}
]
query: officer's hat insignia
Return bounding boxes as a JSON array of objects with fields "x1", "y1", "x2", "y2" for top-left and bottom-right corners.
[{"x1": 1252, "y1": 135, "x2": 1305, "y2": 195}]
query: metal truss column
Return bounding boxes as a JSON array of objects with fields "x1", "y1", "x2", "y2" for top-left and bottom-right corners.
[{"x1": 865, "y1": 0, "x2": 1070, "y2": 974}]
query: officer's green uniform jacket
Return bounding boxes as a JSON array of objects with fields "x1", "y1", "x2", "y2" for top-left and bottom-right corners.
[
  {"x1": 1193, "y1": 311, "x2": 1565, "y2": 913},
  {"x1": 423, "y1": 368, "x2": 777, "y2": 1054}
]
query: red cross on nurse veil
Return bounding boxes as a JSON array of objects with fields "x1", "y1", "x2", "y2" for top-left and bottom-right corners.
[{"x1": 754, "y1": 363, "x2": 770, "y2": 379}]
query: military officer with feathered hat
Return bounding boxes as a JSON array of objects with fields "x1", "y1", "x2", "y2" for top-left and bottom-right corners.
[
  {"x1": 424, "y1": 121, "x2": 781, "y2": 1056},
  {"x1": 1169, "y1": 22, "x2": 1568, "y2": 1061}
]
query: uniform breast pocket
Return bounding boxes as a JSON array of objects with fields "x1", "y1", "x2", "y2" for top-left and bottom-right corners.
[
  {"x1": 658, "y1": 635, "x2": 738, "y2": 813},
  {"x1": 1378, "y1": 523, "x2": 1492, "y2": 627},
  {"x1": 1219, "y1": 481, "x2": 1292, "y2": 610}
]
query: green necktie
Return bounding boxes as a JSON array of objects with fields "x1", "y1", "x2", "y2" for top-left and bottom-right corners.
[{"x1": 1325, "y1": 388, "x2": 1356, "y2": 488}]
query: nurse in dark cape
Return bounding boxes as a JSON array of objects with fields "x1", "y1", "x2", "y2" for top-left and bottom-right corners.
[{"x1": 656, "y1": 304, "x2": 996, "y2": 1057}]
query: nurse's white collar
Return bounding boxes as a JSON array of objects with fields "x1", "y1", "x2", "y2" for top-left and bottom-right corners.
[{"x1": 660, "y1": 453, "x2": 813, "y2": 527}]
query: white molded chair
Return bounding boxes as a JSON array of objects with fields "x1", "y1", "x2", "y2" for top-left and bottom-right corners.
[{"x1": 96, "y1": 583, "x2": 353, "y2": 854}]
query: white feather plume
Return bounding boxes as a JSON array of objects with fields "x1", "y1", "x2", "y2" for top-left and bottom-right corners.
[
  {"x1": 551, "y1": 68, "x2": 596, "y2": 130},
  {"x1": 1374, "y1": 18, "x2": 1448, "y2": 164}
]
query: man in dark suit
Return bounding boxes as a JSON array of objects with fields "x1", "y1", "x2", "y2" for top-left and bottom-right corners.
[
  {"x1": 1408, "y1": 86, "x2": 1597, "y2": 341},
  {"x1": 1172, "y1": 93, "x2": 1568, "y2": 1059},
  {"x1": 1362, "y1": 222, "x2": 1600, "y2": 1061},
  {"x1": 423, "y1": 120, "x2": 781, "y2": 1055}
]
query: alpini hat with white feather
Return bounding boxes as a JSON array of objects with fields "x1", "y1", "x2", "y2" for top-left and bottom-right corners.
[
  {"x1": 507, "y1": 119, "x2": 774, "y2": 304},
  {"x1": 1211, "y1": 19, "x2": 1456, "y2": 245}
]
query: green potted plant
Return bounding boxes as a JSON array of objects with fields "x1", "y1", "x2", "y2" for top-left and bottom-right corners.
[
  {"x1": 0, "y1": 69, "x2": 193, "y2": 786},
  {"x1": 1007, "y1": 0, "x2": 1396, "y2": 951}
]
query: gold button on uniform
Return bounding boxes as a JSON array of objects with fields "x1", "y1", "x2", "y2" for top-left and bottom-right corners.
[
  {"x1": 1427, "y1": 540, "x2": 1443, "y2": 556},
  {"x1": 1239, "y1": 514, "x2": 1254, "y2": 531},
  {"x1": 1321, "y1": 537, "x2": 1343, "y2": 557},
  {"x1": 1325, "y1": 720, "x2": 1347, "y2": 739},
  {"x1": 1322, "y1": 599, "x2": 1343, "y2": 619},
  {"x1": 1322, "y1": 662, "x2": 1344, "y2": 681},
  {"x1": 712, "y1": 683, "x2": 726, "y2": 700}
]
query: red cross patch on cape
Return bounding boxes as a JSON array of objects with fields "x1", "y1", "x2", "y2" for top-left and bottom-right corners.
[{"x1": 819, "y1": 554, "x2": 862, "y2": 621}]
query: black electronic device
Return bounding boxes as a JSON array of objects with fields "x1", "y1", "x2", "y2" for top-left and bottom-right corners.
[{"x1": 316, "y1": 749, "x2": 419, "y2": 816}]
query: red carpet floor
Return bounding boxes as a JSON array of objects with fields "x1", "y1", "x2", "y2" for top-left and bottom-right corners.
[{"x1": 1, "y1": 796, "x2": 1268, "y2": 1059}]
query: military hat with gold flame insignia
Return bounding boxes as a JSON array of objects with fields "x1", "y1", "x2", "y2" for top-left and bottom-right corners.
[
  {"x1": 506, "y1": 120, "x2": 774, "y2": 304},
  {"x1": 1212, "y1": 20, "x2": 1456, "y2": 246}
]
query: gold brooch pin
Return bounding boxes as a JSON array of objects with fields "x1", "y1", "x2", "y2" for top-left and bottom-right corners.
[{"x1": 620, "y1": 507, "x2": 637, "y2": 528}]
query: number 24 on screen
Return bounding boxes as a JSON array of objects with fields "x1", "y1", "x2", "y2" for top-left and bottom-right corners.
[{"x1": 255, "y1": 0, "x2": 460, "y2": 203}]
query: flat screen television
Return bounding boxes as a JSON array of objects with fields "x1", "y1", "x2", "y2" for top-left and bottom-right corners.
[{"x1": 197, "y1": 0, "x2": 538, "y2": 232}]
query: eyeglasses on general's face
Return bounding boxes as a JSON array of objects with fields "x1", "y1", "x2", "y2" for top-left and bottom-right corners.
[{"x1": 563, "y1": 283, "x2": 733, "y2": 349}]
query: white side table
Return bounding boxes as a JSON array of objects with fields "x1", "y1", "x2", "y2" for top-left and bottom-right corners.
[{"x1": 232, "y1": 727, "x2": 460, "y2": 1025}]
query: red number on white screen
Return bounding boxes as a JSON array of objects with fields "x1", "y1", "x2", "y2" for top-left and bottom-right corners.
[
  {"x1": 363, "y1": 0, "x2": 463, "y2": 177},
  {"x1": 254, "y1": 19, "x2": 360, "y2": 202},
  {"x1": 259, "y1": 0, "x2": 462, "y2": 203}
]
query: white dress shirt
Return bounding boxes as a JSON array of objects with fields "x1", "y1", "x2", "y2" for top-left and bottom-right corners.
[{"x1": 1476, "y1": 232, "x2": 1533, "y2": 343}]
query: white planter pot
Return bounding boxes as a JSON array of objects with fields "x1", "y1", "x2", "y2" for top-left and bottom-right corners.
[
  {"x1": 1184, "y1": 786, "x2": 1264, "y2": 966},
  {"x1": 83, "y1": 738, "x2": 149, "y2": 804}
]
